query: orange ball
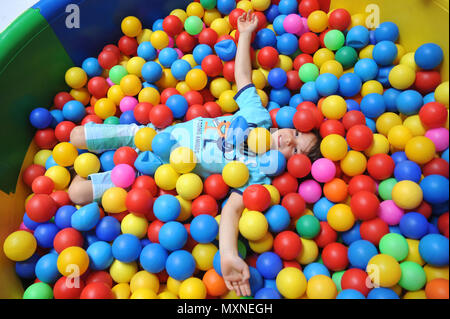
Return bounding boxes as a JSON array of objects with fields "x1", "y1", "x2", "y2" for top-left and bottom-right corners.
[
  {"x1": 323, "y1": 178, "x2": 348, "y2": 203},
  {"x1": 202, "y1": 268, "x2": 228, "y2": 297},
  {"x1": 425, "y1": 278, "x2": 449, "y2": 299}
]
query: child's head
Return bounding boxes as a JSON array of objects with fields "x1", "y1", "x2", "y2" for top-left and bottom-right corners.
[{"x1": 271, "y1": 128, "x2": 322, "y2": 162}]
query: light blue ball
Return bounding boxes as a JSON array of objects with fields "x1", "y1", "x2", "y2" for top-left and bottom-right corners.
[
  {"x1": 35, "y1": 253, "x2": 60, "y2": 284},
  {"x1": 300, "y1": 81, "x2": 319, "y2": 103},
  {"x1": 86, "y1": 241, "x2": 113, "y2": 270},
  {"x1": 303, "y1": 263, "x2": 331, "y2": 280},
  {"x1": 354, "y1": 58, "x2": 379, "y2": 82},
  {"x1": 374, "y1": 22, "x2": 399, "y2": 42},
  {"x1": 396, "y1": 90, "x2": 424, "y2": 115},
  {"x1": 158, "y1": 221, "x2": 188, "y2": 251},
  {"x1": 154, "y1": 194, "x2": 181, "y2": 222},
  {"x1": 316, "y1": 73, "x2": 339, "y2": 96},
  {"x1": 348, "y1": 239, "x2": 378, "y2": 269},
  {"x1": 82, "y1": 57, "x2": 103, "y2": 77},
  {"x1": 419, "y1": 234, "x2": 449, "y2": 266},
  {"x1": 275, "y1": 106, "x2": 296, "y2": 128},
  {"x1": 265, "y1": 205, "x2": 290, "y2": 233},
  {"x1": 346, "y1": 26, "x2": 370, "y2": 49},
  {"x1": 158, "y1": 47, "x2": 178, "y2": 68},
  {"x1": 259, "y1": 150, "x2": 286, "y2": 177},
  {"x1": 337, "y1": 289, "x2": 366, "y2": 299},
  {"x1": 137, "y1": 41, "x2": 157, "y2": 60},
  {"x1": 140, "y1": 243, "x2": 168, "y2": 273},
  {"x1": 141, "y1": 61, "x2": 163, "y2": 83},
  {"x1": 372, "y1": 40, "x2": 398, "y2": 66},
  {"x1": 415, "y1": 43, "x2": 444, "y2": 70},
  {"x1": 170, "y1": 59, "x2": 192, "y2": 80},
  {"x1": 190, "y1": 214, "x2": 219, "y2": 243},
  {"x1": 166, "y1": 250, "x2": 196, "y2": 281},
  {"x1": 367, "y1": 287, "x2": 400, "y2": 299},
  {"x1": 112, "y1": 234, "x2": 142, "y2": 262},
  {"x1": 338, "y1": 73, "x2": 362, "y2": 97}
]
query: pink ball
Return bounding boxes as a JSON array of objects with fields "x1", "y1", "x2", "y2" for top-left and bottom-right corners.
[
  {"x1": 377, "y1": 200, "x2": 404, "y2": 225},
  {"x1": 300, "y1": 17, "x2": 309, "y2": 34},
  {"x1": 106, "y1": 77, "x2": 114, "y2": 87},
  {"x1": 168, "y1": 36, "x2": 174, "y2": 48},
  {"x1": 119, "y1": 96, "x2": 138, "y2": 112},
  {"x1": 111, "y1": 164, "x2": 136, "y2": 188},
  {"x1": 425, "y1": 128, "x2": 449, "y2": 152},
  {"x1": 298, "y1": 179, "x2": 322, "y2": 204},
  {"x1": 19, "y1": 222, "x2": 31, "y2": 232},
  {"x1": 174, "y1": 48, "x2": 184, "y2": 59},
  {"x1": 283, "y1": 14, "x2": 304, "y2": 35},
  {"x1": 311, "y1": 158, "x2": 336, "y2": 183}
]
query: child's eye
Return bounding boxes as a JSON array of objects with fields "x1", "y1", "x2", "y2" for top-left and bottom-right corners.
[{"x1": 294, "y1": 148, "x2": 298, "y2": 154}]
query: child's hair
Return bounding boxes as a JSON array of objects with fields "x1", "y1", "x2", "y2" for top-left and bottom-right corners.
[{"x1": 306, "y1": 129, "x2": 322, "y2": 163}]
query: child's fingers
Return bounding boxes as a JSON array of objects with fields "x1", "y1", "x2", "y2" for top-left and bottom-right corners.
[
  {"x1": 232, "y1": 282, "x2": 242, "y2": 296},
  {"x1": 225, "y1": 280, "x2": 234, "y2": 291}
]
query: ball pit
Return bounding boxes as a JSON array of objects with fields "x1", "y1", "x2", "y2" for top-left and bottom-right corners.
[{"x1": 0, "y1": 0, "x2": 448, "y2": 301}]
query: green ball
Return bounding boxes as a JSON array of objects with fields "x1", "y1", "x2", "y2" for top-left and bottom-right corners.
[
  {"x1": 238, "y1": 240, "x2": 247, "y2": 259},
  {"x1": 200, "y1": 0, "x2": 217, "y2": 10},
  {"x1": 332, "y1": 270, "x2": 346, "y2": 292},
  {"x1": 378, "y1": 178, "x2": 398, "y2": 200},
  {"x1": 335, "y1": 46, "x2": 358, "y2": 69},
  {"x1": 379, "y1": 233, "x2": 409, "y2": 262},
  {"x1": 109, "y1": 65, "x2": 128, "y2": 84},
  {"x1": 324, "y1": 30, "x2": 345, "y2": 51},
  {"x1": 296, "y1": 215, "x2": 320, "y2": 239},
  {"x1": 104, "y1": 116, "x2": 120, "y2": 124},
  {"x1": 23, "y1": 282, "x2": 53, "y2": 299},
  {"x1": 398, "y1": 261, "x2": 426, "y2": 291},
  {"x1": 184, "y1": 16, "x2": 204, "y2": 35},
  {"x1": 298, "y1": 63, "x2": 319, "y2": 82}
]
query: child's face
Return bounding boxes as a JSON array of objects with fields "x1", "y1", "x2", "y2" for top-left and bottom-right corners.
[{"x1": 271, "y1": 129, "x2": 318, "y2": 159}]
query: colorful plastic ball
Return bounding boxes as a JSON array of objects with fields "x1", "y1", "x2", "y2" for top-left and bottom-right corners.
[
  {"x1": 320, "y1": 134, "x2": 348, "y2": 161},
  {"x1": 419, "y1": 234, "x2": 449, "y2": 267},
  {"x1": 222, "y1": 161, "x2": 249, "y2": 188},
  {"x1": 254, "y1": 287, "x2": 281, "y2": 299},
  {"x1": 425, "y1": 278, "x2": 449, "y2": 299},
  {"x1": 121, "y1": 16, "x2": 142, "y2": 37},
  {"x1": 378, "y1": 233, "x2": 409, "y2": 262},
  {"x1": 426, "y1": 127, "x2": 449, "y2": 152},
  {"x1": 287, "y1": 154, "x2": 311, "y2": 178},
  {"x1": 296, "y1": 215, "x2": 320, "y2": 239},
  {"x1": 110, "y1": 164, "x2": 135, "y2": 189},
  {"x1": 420, "y1": 174, "x2": 449, "y2": 205},
  {"x1": 307, "y1": 10, "x2": 328, "y2": 33},
  {"x1": 190, "y1": 214, "x2": 218, "y2": 243},
  {"x1": 345, "y1": 124, "x2": 373, "y2": 151},
  {"x1": 159, "y1": 221, "x2": 188, "y2": 251},
  {"x1": 255, "y1": 252, "x2": 283, "y2": 280},
  {"x1": 327, "y1": 204, "x2": 355, "y2": 232},
  {"x1": 415, "y1": 43, "x2": 444, "y2": 70},
  {"x1": 311, "y1": 158, "x2": 336, "y2": 183},
  {"x1": 62, "y1": 100, "x2": 86, "y2": 123},
  {"x1": 111, "y1": 234, "x2": 142, "y2": 263},
  {"x1": 315, "y1": 73, "x2": 338, "y2": 96},
  {"x1": 419, "y1": 102, "x2": 448, "y2": 129},
  {"x1": 56, "y1": 246, "x2": 89, "y2": 277},
  {"x1": 276, "y1": 267, "x2": 307, "y2": 299},
  {"x1": 93, "y1": 216, "x2": 120, "y2": 243},
  {"x1": 334, "y1": 46, "x2": 358, "y2": 69},
  {"x1": 139, "y1": 243, "x2": 168, "y2": 274},
  {"x1": 366, "y1": 287, "x2": 400, "y2": 299},
  {"x1": 274, "y1": 231, "x2": 302, "y2": 261},
  {"x1": 354, "y1": 58, "x2": 378, "y2": 82},
  {"x1": 306, "y1": 274, "x2": 337, "y2": 299},
  {"x1": 243, "y1": 184, "x2": 271, "y2": 213},
  {"x1": 372, "y1": 40, "x2": 398, "y2": 66},
  {"x1": 397, "y1": 261, "x2": 427, "y2": 291},
  {"x1": 175, "y1": 173, "x2": 202, "y2": 200},
  {"x1": 85, "y1": 241, "x2": 113, "y2": 271},
  {"x1": 265, "y1": 205, "x2": 290, "y2": 233},
  {"x1": 348, "y1": 240, "x2": 378, "y2": 269},
  {"x1": 360, "y1": 93, "x2": 386, "y2": 119},
  {"x1": 65, "y1": 67, "x2": 87, "y2": 89},
  {"x1": 366, "y1": 254, "x2": 402, "y2": 287},
  {"x1": 324, "y1": 30, "x2": 345, "y2": 51},
  {"x1": 299, "y1": 63, "x2": 319, "y2": 83},
  {"x1": 341, "y1": 268, "x2": 371, "y2": 296},
  {"x1": 29, "y1": 107, "x2": 53, "y2": 130},
  {"x1": 239, "y1": 210, "x2": 268, "y2": 241},
  {"x1": 387, "y1": 64, "x2": 415, "y2": 91},
  {"x1": 373, "y1": 21, "x2": 399, "y2": 43},
  {"x1": 80, "y1": 282, "x2": 114, "y2": 299},
  {"x1": 151, "y1": 194, "x2": 180, "y2": 222},
  {"x1": 298, "y1": 179, "x2": 322, "y2": 204},
  {"x1": 3, "y1": 231, "x2": 37, "y2": 262},
  {"x1": 405, "y1": 136, "x2": 436, "y2": 165},
  {"x1": 166, "y1": 250, "x2": 196, "y2": 281},
  {"x1": 337, "y1": 289, "x2": 366, "y2": 299},
  {"x1": 22, "y1": 282, "x2": 54, "y2": 299}
]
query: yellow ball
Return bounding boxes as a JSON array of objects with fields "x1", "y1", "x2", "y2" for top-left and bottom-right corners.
[
  {"x1": 34, "y1": 149, "x2": 52, "y2": 167},
  {"x1": 185, "y1": 69, "x2": 208, "y2": 91},
  {"x1": 387, "y1": 125, "x2": 413, "y2": 150},
  {"x1": 222, "y1": 161, "x2": 249, "y2": 188},
  {"x1": 435, "y1": 81, "x2": 449, "y2": 106},
  {"x1": 203, "y1": 9, "x2": 222, "y2": 26},
  {"x1": 112, "y1": 283, "x2": 131, "y2": 299},
  {"x1": 252, "y1": 69, "x2": 267, "y2": 89},
  {"x1": 107, "y1": 85, "x2": 125, "y2": 105},
  {"x1": 176, "y1": 81, "x2": 191, "y2": 95},
  {"x1": 256, "y1": 89, "x2": 269, "y2": 107},
  {"x1": 239, "y1": 210, "x2": 268, "y2": 241},
  {"x1": 264, "y1": 184, "x2": 280, "y2": 206},
  {"x1": 120, "y1": 74, "x2": 142, "y2": 96},
  {"x1": 137, "y1": 29, "x2": 152, "y2": 44},
  {"x1": 248, "y1": 232, "x2": 274, "y2": 254},
  {"x1": 389, "y1": 64, "x2": 416, "y2": 90},
  {"x1": 94, "y1": 97, "x2": 117, "y2": 119},
  {"x1": 251, "y1": 0, "x2": 271, "y2": 11},
  {"x1": 392, "y1": 180, "x2": 423, "y2": 210},
  {"x1": 159, "y1": 291, "x2": 178, "y2": 299},
  {"x1": 150, "y1": 30, "x2": 169, "y2": 50},
  {"x1": 110, "y1": 260, "x2": 138, "y2": 284},
  {"x1": 57, "y1": 246, "x2": 89, "y2": 276},
  {"x1": 217, "y1": 90, "x2": 238, "y2": 113},
  {"x1": 121, "y1": 213, "x2": 148, "y2": 238},
  {"x1": 176, "y1": 195, "x2": 192, "y2": 222},
  {"x1": 52, "y1": 142, "x2": 78, "y2": 167},
  {"x1": 403, "y1": 115, "x2": 426, "y2": 136},
  {"x1": 327, "y1": 203, "x2": 355, "y2": 232},
  {"x1": 400, "y1": 52, "x2": 419, "y2": 72},
  {"x1": 210, "y1": 78, "x2": 231, "y2": 98},
  {"x1": 170, "y1": 147, "x2": 197, "y2": 174},
  {"x1": 210, "y1": 18, "x2": 231, "y2": 37},
  {"x1": 65, "y1": 67, "x2": 87, "y2": 89},
  {"x1": 320, "y1": 60, "x2": 344, "y2": 78},
  {"x1": 192, "y1": 243, "x2": 218, "y2": 271},
  {"x1": 102, "y1": 187, "x2": 128, "y2": 213},
  {"x1": 126, "y1": 56, "x2": 146, "y2": 77},
  {"x1": 276, "y1": 55, "x2": 293, "y2": 72},
  {"x1": 376, "y1": 112, "x2": 403, "y2": 136},
  {"x1": 394, "y1": 44, "x2": 406, "y2": 65},
  {"x1": 313, "y1": 48, "x2": 335, "y2": 68},
  {"x1": 320, "y1": 134, "x2": 348, "y2": 161},
  {"x1": 130, "y1": 270, "x2": 160, "y2": 293},
  {"x1": 167, "y1": 277, "x2": 182, "y2": 296},
  {"x1": 45, "y1": 165, "x2": 70, "y2": 190},
  {"x1": 3, "y1": 230, "x2": 37, "y2": 262},
  {"x1": 364, "y1": 134, "x2": 390, "y2": 157},
  {"x1": 138, "y1": 87, "x2": 160, "y2": 105},
  {"x1": 73, "y1": 153, "x2": 100, "y2": 178},
  {"x1": 340, "y1": 150, "x2": 367, "y2": 176},
  {"x1": 424, "y1": 265, "x2": 449, "y2": 282},
  {"x1": 403, "y1": 290, "x2": 427, "y2": 299},
  {"x1": 156, "y1": 68, "x2": 178, "y2": 89},
  {"x1": 404, "y1": 136, "x2": 436, "y2": 164},
  {"x1": 307, "y1": 10, "x2": 329, "y2": 33},
  {"x1": 121, "y1": 16, "x2": 142, "y2": 37},
  {"x1": 276, "y1": 267, "x2": 307, "y2": 299},
  {"x1": 155, "y1": 164, "x2": 180, "y2": 190},
  {"x1": 367, "y1": 254, "x2": 402, "y2": 287},
  {"x1": 130, "y1": 288, "x2": 158, "y2": 299},
  {"x1": 306, "y1": 275, "x2": 337, "y2": 299},
  {"x1": 186, "y1": 2, "x2": 205, "y2": 17},
  {"x1": 179, "y1": 277, "x2": 207, "y2": 299},
  {"x1": 247, "y1": 127, "x2": 271, "y2": 154},
  {"x1": 359, "y1": 44, "x2": 374, "y2": 59},
  {"x1": 350, "y1": 13, "x2": 366, "y2": 28},
  {"x1": 361, "y1": 80, "x2": 384, "y2": 96},
  {"x1": 405, "y1": 239, "x2": 425, "y2": 265},
  {"x1": 321, "y1": 95, "x2": 347, "y2": 120},
  {"x1": 176, "y1": 173, "x2": 203, "y2": 200},
  {"x1": 134, "y1": 127, "x2": 157, "y2": 152},
  {"x1": 170, "y1": 9, "x2": 188, "y2": 23}
]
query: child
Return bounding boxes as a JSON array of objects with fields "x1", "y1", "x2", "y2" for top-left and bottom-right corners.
[{"x1": 69, "y1": 11, "x2": 321, "y2": 297}]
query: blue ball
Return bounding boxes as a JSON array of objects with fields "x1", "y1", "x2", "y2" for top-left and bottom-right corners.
[
  {"x1": 278, "y1": 0, "x2": 298, "y2": 14},
  {"x1": 95, "y1": 216, "x2": 121, "y2": 242},
  {"x1": 275, "y1": 106, "x2": 296, "y2": 128},
  {"x1": 255, "y1": 287, "x2": 281, "y2": 299},
  {"x1": 249, "y1": 266, "x2": 264, "y2": 295},
  {"x1": 391, "y1": 151, "x2": 408, "y2": 165},
  {"x1": 152, "y1": 19, "x2": 164, "y2": 31},
  {"x1": 377, "y1": 66, "x2": 394, "y2": 87},
  {"x1": 383, "y1": 88, "x2": 401, "y2": 112},
  {"x1": 313, "y1": 197, "x2": 334, "y2": 222},
  {"x1": 432, "y1": 201, "x2": 449, "y2": 216},
  {"x1": 338, "y1": 73, "x2": 362, "y2": 97},
  {"x1": 415, "y1": 43, "x2": 444, "y2": 70},
  {"x1": 15, "y1": 254, "x2": 39, "y2": 279},
  {"x1": 135, "y1": 150, "x2": 163, "y2": 176},
  {"x1": 348, "y1": 239, "x2": 378, "y2": 269},
  {"x1": 217, "y1": 0, "x2": 236, "y2": 14},
  {"x1": 428, "y1": 222, "x2": 440, "y2": 235},
  {"x1": 289, "y1": 94, "x2": 303, "y2": 108},
  {"x1": 82, "y1": 57, "x2": 103, "y2": 77},
  {"x1": 166, "y1": 250, "x2": 196, "y2": 281},
  {"x1": 154, "y1": 194, "x2": 181, "y2": 222},
  {"x1": 337, "y1": 289, "x2": 366, "y2": 299},
  {"x1": 354, "y1": 58, "x2": 379, "y2": 82},
  {"x1": 270, "y1": 87, "x2": 291, "y2": 106},
  {"x1": 71, "y1": 202, "x2": 101, "y2": 232},
  {"x1": 300, "y1": 81, "x2": 319, "y2": 103},
  {"x1": 35, "y1": 253, "x2": 60, "y2": 284},
  {"x1": 215, "y1": 40, "x2": 237, "y2": 62},
  {"x1": 62, "y1": 100, "x2": 86, "y2": 123},
  {"x1": 442, "y1": 148, "x2": 449, "y2": 163},
  {"x1": 256, "y1": 252, "x2": 283, "y2": 279},
  {"x1": 166, "y1": 94, "x2": 188, "y2": 119},
  {"x1": 45, "y1": 155, "x2": 58, "y2": 170},
  {"x1": 141, "y1": 61, "x2": 163, "y2": 83},
  {"x1": 399, "y1": 212, "x2": 429, "y2": 239},
  {"x1": 170, "y1": 59, "x2": 192, "y2": 80},
  {"x1": 190, "y1": 214, "x2": 219, "y2": 243},
  {"x1": 268, "y1": 68, "x2": 288, "y2": 89},
  {"x1": 141, "y1": 238, "x2": 151, "y2": 247},
  {"x1": 423, "y1": 92, "x2": 436, "y2": 104},
  {"x1": 396, "y1": 90, "x2": 424, "y2": 115},
  {"x1": 419, "y1": 234, "x2": 449, "y2": 266},
  {"x1": 84, "y1": 230, "x2": 100, "y2": 246},
  {"x1": 365, "y1": 117, "x2": 377, "y2": 133},
  {"x1": 193, "y1": 44, "x2": 213, "y2": 65},
  {"x1": 374, "y1": 22, "x2": 399, "y2": 43},
  {"x1": 112, "y1": 234, "x2": 142, "y2": 262},
  {"x1": 394, "y1": 160, "x2": 422, "y2": 183},
  {"x1": 346, "y1": 99, "x2": 360, "y2": 111},
  {"x1": 369, "y1": 30, "x2": 377, "y2": 45},
  {"x1": 346, "y1": 26, "x2": 370, "y2": 49},
  {"x1": 264, "y1": 279, "x2": 277, "y2": 289},
  {"x1": 277, "y1": 33, "x2": 298, "y2": 55},
  {"x1": 420, "y1": 174, "x2": 449, "y2": 204},
  {"x1": 137, "y1": 42, "x2": 157, "y2": 60},
  {"x1": 341, "y1": 222, "x2": 362, "y2": 245},
  {"x1": 119, "y1": 110, "x2": 138, "y2": 125},
  {"x1": 86, "y1": 241, "x2": 113, "y2": 270},
  {"x1": 255, "y1": 28, "x2": 277, "y2": 49},
  {"x1": 50, "y1": 109, "x2": 64, "y2": 128},
  {"x1": 389, "y1": 225, "x2": 402, "y2": 235},
  {"x1": 158, "y1": 221, "x2": 188, "y2": 251},
  {"x1": 213, "y1": 250, "x2": 222, "y2": 276},
  {"x1": 99, "y1": 150, "x2": 116, "y2": 172},
  {"x1": 360, "y1": 93, "x2": 386, "y2": 118},
  {"x1": 23, "y1": 212, "x2": 41, "y2": 231},
  {"x1": 152, "y1": 132, "x2": 177, "y2": 162},
  {"x1": 303, "y1": 263, "x2": 331, "y2": 280},
  {"x1": 273, "y1": 15, "x2": 287, "y2": 35},
  {"x1": 140, "y1": 243, "x2": 168, "y2": 273},
  {"x1": 265, "y1": 205, "x2": 290, "y2": 233},
  {"x1": 259, "y1": 150, "x2": 287, "y2": 177},
  {"x1": 367, "y1": 287, "x2": 400, "y2": 299},
  {"x1": 316, "y1": 73, "x2": 339, "y2": 96},
  {"x1": 158, "y1": 47, "x2": 178, "y2": 68},
  {"x1": 34, "y1": 223, "x2": 59, "y2": 249},
  {"x1": 54, "y1": 205, "x2": 77, "y2": 229},
  {"x1": 29, "y1": 107, "x2": 53, "y2": 129},
  {"x1": 372, "y1": 41, "x2": 398, "y2": 66},
  {"x1": 265, "y1": 4, "x2": 280, "y2": 23},
  {"x1": 268, "y1": 101, "x2": 281, "y2": 111}
]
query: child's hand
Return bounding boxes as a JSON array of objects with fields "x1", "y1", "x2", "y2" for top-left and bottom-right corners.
[
  {"x1": 221, "y1": 253, "x2": 251, "y2": 297},
  {"x1": 237, "y1": 10, "x2": 259, "y2": 35}
]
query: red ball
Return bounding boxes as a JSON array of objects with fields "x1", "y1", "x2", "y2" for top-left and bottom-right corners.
[
  {"x1": 80, "y1": 282, "x2": 114, "y2": 299},
  {"x1": 285, "y1": 70, "x2": 303, "y2": 91},
  {"x1": 184, "y1": 90, "x2": 204, "y2": 106},
  {"x1": 367, "y1": 154, "x2": 395, "y2": 180},
  {"x1": 328, "y1": 8, "x2": 351, "y2": 31},
  {"x1": 346, "y1": 124, "x2": 374, "y2": 151},
  {"x1": 160, "y1": 88, "x2": 180, "y2": 104},
  {"x1": 97, "y1": 50, "x2": 119, "y2": 70},
  {"x1": 200, "y1": 88, "x2": 216, "y2": 103},
  {"x1": 350, "y1": 190, "x2": 380, "y2": 221},
  {"x1": 133, "y1": 102, "x2": 153, "y2": 125},
  {"x1": 319, "y1": 119, "x2": 346, "y2": 137},
  {"x1": 125, "y1": 188, "x2": 154, "y2": 215},
  {"x1": 348, "y1": 175, "x2": 377, "y2": 195},
  {"x1": 204, "y1": 174, "x2": 229, "y2": 200},
  {"x1": 50, "y1": 190, "x2": 72, "y2": 207},
  {"x1": 53, "y1": 228, "x2": 84, "y2": 253},
  {"x1": 34, "y1": 128, "x2": 58, "y2": 149},
  {"x1": 360, "y1": 218, "x2": 389, "y2": 245},
  {"x1": 185, "y1": 104, "x2": 210, "y2": 121},
  {"x1": 217, "y1": 35, "x2": 235, "y2": 43},
  {"x1": 204, "y1": 102, "x2": 223, "y2": 118},
  {"x1": 229, "y1": 8, "x2": 245, "y2": 29},
  {"x1": 287, "y1": 154, "x2": 312, "y2": 178},
  {"x1": 319, "y1": 29, "x2": 329, "y2": 48},
  {"x1": 437, "y1": 212, "x2": 449, "y2": 238},
  {"x1": 54, "y1": 92, "x2": 74, "y2": 110},
  {"x1": 81, "y1": 114, "x2": 103, "y2": 126},
  {"x1": 272, "y1": 172, "x2": 299, "y2": 197},
  {"x1": 314, "y1": 221, "x2": 338, "y2": 248},
  {"x1": 419, "y1": 102, "x2": 448, "y2": 129},
  {"x1": 273, "y1": 231, "x2": 303, "y2": 260},
  {"x1": 299, "y1": 32, "x2": 320, "y2": 55},
  {"x1": 297, "y1": 102, "x2": 323, "y2": 128},
  {"x1": 53, "y1": 276, "x2": 85, "y2": 299},
  {"x1": 223, "y1": 61, "x2": 235, "y2": 83},
  {"x1": 322, "y1": 242, "x2": 349, "y2": 271},
  {"x1": 293, "y1": 53, "x2": 314, "y2": 70},
  {"x1": 298, "y1": 0, "x2": 320, "y2": 17},
  {"x1": 103, "y1": 44, "x2": 121, "y2": 56},
  {"x1": 243, "y1": 184, "x2": 271, "y2": 212},
  {"x1": 132, "y1": 175, "x2": 158, "y2": 197},
  {"x1": 281, "y1": 193, "x2": 306, "y2": 220},
  {"x1": 341, "y1": 268, "x2": 371, "y2": 296},
  {"x1": 26, "y1": 194, "x2": 57, "y2": 223},
  {"x1": 113, "y1": 146, "x2": 138, "y2": 167},
  {"x1": 407, "y1": 201, "x2": 432, "y2": 219},
  {"x1": 85, "y1": 271, "x2": 113, "y2": 288},
  {"x1": 183, "y1": 224, "x2": 198, "y2": 252},
  {"x1": 342, "y1": 110, "x2": 366, "y2": 130},
  {"x1": 31, "y1": 176, "x2": 55, "y2": 195},
  {"x1": 414, "y1": 71, "x2": 441, "y2": 95},
  {"x1": 253, "y1": 11, "x2": 267, "y2": 30},
  {"x1": 257, "y1": 46, "x2": 279, "y2": 69},
  {"x1": 246, "y1": 254, "x2": 258, "y2": 268},
  {"x1": 162, "y1": 15, "x2": 183, "y2": 37},
  {"x1": 118, "y1": 36, "x2": 138, "y2": 56},
  {"x1": 423, "y1": 158, "x2": 449, "y2": 178},
  {"x1": 198, "y1": 28, "x2": 219, "y2": 47},
  {"x1": 269, "y1": 109, "x2": 279, "y2": 128},
  {"x1": 202, "y1": 55, "x2": 223, "y2": 77},
  {"x1": 176, "y1": 31, "x2": 198, "y2": 53},
  {"x1": 55, "y1": 121, "x2": 76, "y2": 142},
  {"x1": 87, "y1": 77, "x2": 109, "y2": 99},
  {"x1": 147, "y1": 219, "x2": 164, "y2": 243},
  {"x1": 293, "y1": 109, "x2": 315, "y2": 132},
  {"x1": 192, "y1": 195, "x2": 218, "y2": 217},
  {"x1": 283, "y1": 260, "x2": 302, "y2": 270},
  {"x1": 149, "y1": 104, "x2": 173, "y2": 129}
]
